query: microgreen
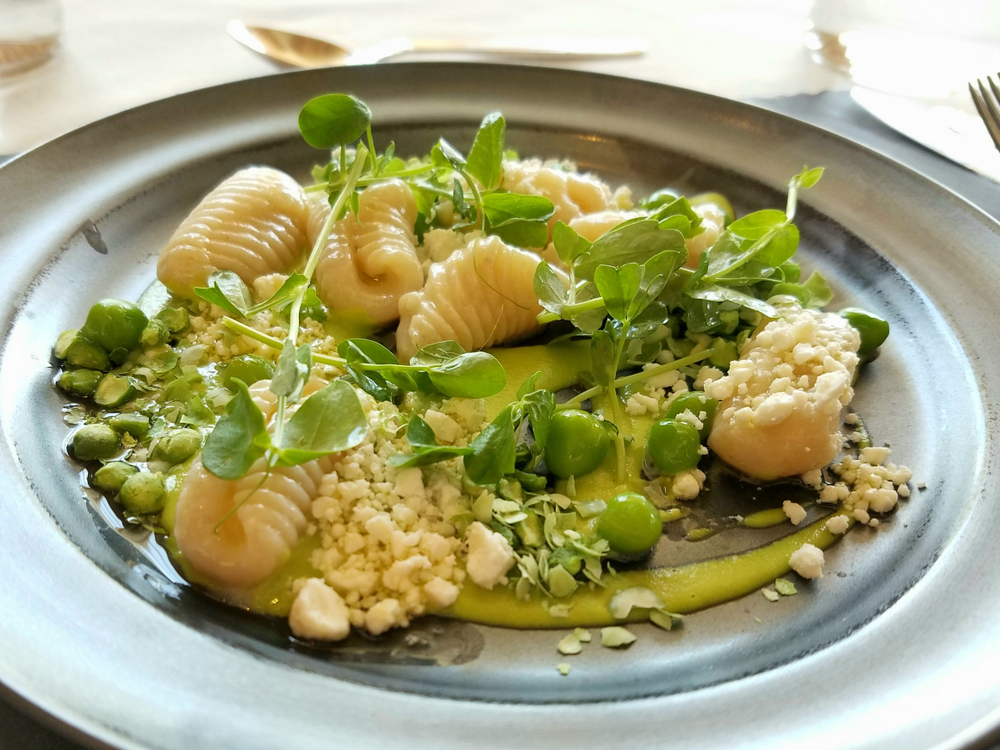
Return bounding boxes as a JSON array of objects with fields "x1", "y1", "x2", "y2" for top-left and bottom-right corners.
[
  {"x1": 298, "y1": 94, "x2": 372, "y2": 150},
  {"x1": 465, "y1": 112, "x2": 506, "y2": 191},
  {"x1": 202, "y1": 379, "x2": 267, "y2": 480},
  {"x1": 388, "y1": 416, "x2": 474, "y2": 468}
]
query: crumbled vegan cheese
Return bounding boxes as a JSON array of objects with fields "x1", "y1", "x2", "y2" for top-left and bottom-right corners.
[
  {"x1": 671, "y1": 469, "x2": 707, "y2": 501},
  {"x1": 299, "y1": 393, "x2": 487, "y2": 638},
  {"x1": 789, "y1": 543, "x2": 824, "y2": 579},
  {"x1": 422, "y1": 409, "x2": 464, "y2": 444},
  {"x1": 825, "y1": 515, "x2": 850, "y2": 535},
  {"x1": 466, "y1": 521, "x2": 515, "y2": 590},
  {"x1": 782, "y1": 500, "x2": 807, "y2": 526},
  {"x1": 625, "y1": 393, "x2": 660, "y2": 416}
]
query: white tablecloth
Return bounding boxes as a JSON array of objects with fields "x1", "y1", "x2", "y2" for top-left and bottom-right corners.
[{"x1": 0, "y1": 0, "x2": 846, "y2": 154}]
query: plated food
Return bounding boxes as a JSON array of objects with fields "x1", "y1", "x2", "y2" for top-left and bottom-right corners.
[{"x1": 52, "y1": 93, "x2": 911, "y2": 649}]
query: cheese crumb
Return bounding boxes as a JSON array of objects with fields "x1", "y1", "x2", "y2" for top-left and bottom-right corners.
[
  {"x1": 782, "y1": 500, "x2": 807, "y2": 526},
  {"x1": 825, "y1": 515, "x2": 850, "y2": 535},
  {"x1": 466, "y1": 521, "x2": 515, "y2": 590},
  {"x1": 789, "y1": 543, "x2": 824, "y2": 579}
]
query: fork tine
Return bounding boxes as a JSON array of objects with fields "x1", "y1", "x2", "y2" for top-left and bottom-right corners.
[{"x1": 971, "y1": 78, "x2": 1000, "y2": 153}]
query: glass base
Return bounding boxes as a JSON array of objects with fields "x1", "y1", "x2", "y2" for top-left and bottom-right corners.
[{"x1": 0, "y1": 35, "x2": 58, "y2": 78}]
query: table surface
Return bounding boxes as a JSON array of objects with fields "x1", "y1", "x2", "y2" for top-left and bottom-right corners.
[{"x1": 2, "y1": 1, "x2": 999, "y2": 747}]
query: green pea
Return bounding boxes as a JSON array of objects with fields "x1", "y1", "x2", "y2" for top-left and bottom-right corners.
[
  {"x1": 545, "y1": 409, "x2": 611, "y2": 479},
  {"x1": 151, "y1": 428, "x2": 201, "y2": 465},
  {"x1": 219, "y1": 354, "x2": 274, "y2": 391},
  {"x1": 647, "y1": 418, "x2": 702, "y2": 474},
  {"x1": 140, "y1": 319, "x2": 170, "y2": 348},
  {"x1": 665, "y1": 392, "x2": 719, "y2": 439},
  {"x1": 92, "y1": 461, "x2": 138, "y2": 494},
  {"x1": 72, "y1": 424, "x2": 120, "y2": 461},
  {"x1": 154, "y1": 306, "x2": 190, "y2": 333},
  {"x1": 118, "y1": 472, "x2": 166, "y2": 514},
  {"x1": 57, "y1": 369, "x2": 103, "y2": 398},
  {"x1": 94, "y1": 374, "x2": 136, "y2": 408},
  {"x1": 839, "y1": 307, "x2": 890, "y2": 358},
  {"x1": 80, "y1": 299, "x2": 148, "y2": 353},
  {"x1": 597, "y1": 492, "x2": 663, "y2": 556},
  {"x1": 108, "y1": 413, "x2": 150, "y2": 438},
  {"x1": 62, "y1": 334, "x2": 110, "y2": 371}
]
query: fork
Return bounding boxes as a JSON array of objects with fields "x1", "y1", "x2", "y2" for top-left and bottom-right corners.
[{"x1": 969, "y1": 74, "x2": 1000, "y2": 154}]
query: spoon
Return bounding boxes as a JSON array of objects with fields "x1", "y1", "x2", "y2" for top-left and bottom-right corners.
[{"x1": 227, "y1": 20, "x2": 647, "y2": 68}]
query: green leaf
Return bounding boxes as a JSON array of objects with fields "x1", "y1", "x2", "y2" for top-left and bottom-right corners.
[
  {"x1": 388, "y1": 415, "x2": 474, "y2": 468},
  {"x1": 594, "y1": 263, "x2": 642, "y2": 322},
  {"x1": 270, "y1": 339, "x2": 310, "y2": 402},
  {"x1": 410, "y1": 340, "x2": 466, "y2": 366},
  {"x1": 428, "y1": 352, "x2": 506, "y2": 398},
  {"x1": 801, "y1": 270, "x2": 833, "y2": 307},
  {"x1": 298, "y1": 94, "x2": 372, "y2": 149},
  {"x1": 792, "y1": 166, "x2": 824, "y2": 190},
  {"x1": 466, "y1": 112, "x2": 506, "y2": 190},
  {"x1": 590, "y1": 329, "x2": 617, "y2": 391},
  {"x1": 552, "y1": 221, "x2": 592, "y2": 265},
  {"x1": 638, "y1": 187, "x2": 681, "y2": 210},
  {"x1": 276, "y1": 380, "x2": 368, "y2": 465},
  {"x1": 522, "y1": 389, "x2": 556, "y2": 450},
  {"x1": 686, "y1": 285, "x2": 777, "y2": 317},
  {"x1": 483, "y1": 192, "x2": 554, "y2": 249},
  {"x1": 464, "y1": 407, "x2": 517, "y2": 485},
  {"x1": 202, "y1": 380, "x2": 268, "y2": 480},
  {"x1": 574, "y1": 220, "x2": 686, "y2": 279},
  {"x1": 482, "y1": 192, "x2": 555, "y2": 226},
  {"x1": 245, "y1": 273, "x2": 308, "y2": 315},
  {"x1": 517, "y1": 371, "x2": 543, "y2": 400},
  {"x1": 339, "y1": 338, "x2": 414, "y2": 393},
  {"x1": 431, "y1": 138, "x2": 467, "y2": 169},
  {"x1": 193, "y1": 270, "x2": 253, "y2": 318},
  {"x1": 758, "y1": 223, "x2": 799, "y2": 267},
  {"x1": 534, "y1": 260, "x2": 568, "y2": 316},
  {"x1": 728, "y1": 209, "x2": 787, "y2": 240},
  {"x1": 649, "y1": 196, "x2": 703, "y2": 239}
]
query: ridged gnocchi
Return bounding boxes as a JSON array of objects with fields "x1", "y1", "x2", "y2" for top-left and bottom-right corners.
[
  {"x1": 309, "y1": 179, "x2": 423, "y2": 326},
  {"x1": 502, "y1": 159, "x2": 616, "y2": 229},
  {"x1": 157, "y1": 167, "x2": 310, "y2": 298},
  {"x1": 173, "y1": 455, "x2": 332, "y2": 588},
  {"x1": 396, "y1": 235, "x2": 546, "y2": 361}
]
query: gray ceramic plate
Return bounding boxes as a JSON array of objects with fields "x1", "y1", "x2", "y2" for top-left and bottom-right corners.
[{"x1": 1, "y1": 64, "x2": 998, "y2": 750}]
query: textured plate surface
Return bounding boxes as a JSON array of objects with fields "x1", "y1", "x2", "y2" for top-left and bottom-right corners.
[{"x1": 0, "y1": 63, "x2": 998, "y2": 750}]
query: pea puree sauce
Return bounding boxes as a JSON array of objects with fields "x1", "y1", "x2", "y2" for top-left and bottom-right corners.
[{"x1": 159, "y1": 342, "x2": 851, "y2": 627}]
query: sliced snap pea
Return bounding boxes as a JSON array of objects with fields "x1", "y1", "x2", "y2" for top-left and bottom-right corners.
[
  {"x1": 94, "y1": 374, "x2": 136, "y2": 408},
  {"x1": 140, "y1": 319, "x2": 170, "y2": 348},
  {"x1": 92, "y1": 461, "x2": 138, "y2": 494},
  {"x1": 72, "y1": 424, "x2": 120, "y2": 461},
  {"x1": 57, "y1": 369, "x2": 103, "y2": 398},
  {"x1": 151, "y1": 428, "x2": 201, "y2": 465},
  {"x1": 81, "y1": 299, "x2": 148, "y2": 353},
  {"x1": 108, "y1": 413, "x2": 150, "y2": 439},
  {"x1": 154, "y1": 307, "x2": 190, "y2": 333},
  {"x1": 62, "y1": 334, "x2": 110, "y2": 371},
  {"x1": 54, "y1": 329, "x2": 78, "y2": 360},
  {"x1": 118, "y1": 472, "x2": 166, "y2": 514}
]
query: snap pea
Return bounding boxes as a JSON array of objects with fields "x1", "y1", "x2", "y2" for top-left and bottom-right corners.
[
  {"x1": 140, "y1": 319, "x2": 170, "y2": 348},
  {"x1": 80, "y1": 299, "x2": 148, "y2": 353},
  {"x1": 108, "y1": 413, "x2": 150, "y2": 438},
  {"x1": 597, "y1": 492, "x2": 663, "y2": 556},
  {"x1": 92, "y1": 461, "x2": 138, "y2": 494},
  {"x1": 151, "y1": 428, "x2": 201, "y2": 464},
  {"x1": 647, "y1": 418, "x2": 702, "y2": 474},
  {"x1": 54, "y1": 329, "x2": 78, "y2": 359},
  {"x1": 72, "y1": 424, "x2": 120, "y2": 461},
  {"x1": 118, "y1": 472, "x2": 166, "y2": 514},
  {"x1": 838, "y1": 307, "x2": 890, "y2": 358},
  {"x1": 61, "y1": 334, "x2": 110, "y2": 371},
  {"x1": 94, "y1": 374, "x2": 136, "y2": 408},
  {"x1": 664, "y1": 392, "x2": 718, "y2": 439},
  {"x1": 545, "y1": 409, "x2": 611, "y2": 479},
  {"x1": 57, "y1": 369, "x2": 103, "y2": 398}
]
